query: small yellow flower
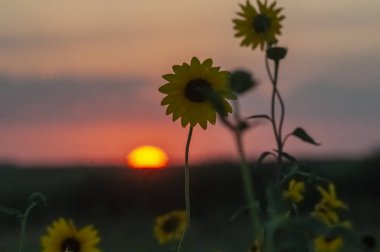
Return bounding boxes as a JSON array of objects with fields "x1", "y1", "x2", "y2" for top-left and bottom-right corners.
[
  {"x1": 283, "y1": 179, "x2": 305, "y2": 203},
  {"x1": 312, "y1": 183, "x2": 351, "y2": 227},
  {"x1": 311, "y1": 206, "x2": 340, "y2": 226},
  {"x1": 317, "y1": 183, "x2": 348, "y2": 210},
  {"x1": 233, "y1": 0, "x2": 285, "y2": 50},
  {"x1": 313, "y1": 234, "x2": 343, "y2": 252},
  {"x1": 159, "y1": 57, "x2": 235, "y2": 129},
  {"x1": 154, "y1": 210, "x2": 187, "y2": 244},
  {"x1": 41, "y1": 218, "x2": 100, "y2": 252}
]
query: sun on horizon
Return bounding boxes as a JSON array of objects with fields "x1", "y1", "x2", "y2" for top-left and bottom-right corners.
[{"x1": 126, "y1": 145, "x2": 169, "y2": 169}]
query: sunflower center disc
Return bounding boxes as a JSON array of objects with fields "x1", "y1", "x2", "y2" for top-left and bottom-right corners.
[
  {"x1": 61, "y1": 237, "x2": 81, "y2": 252},
  {"x1": 185, "y1": 79, "x2": 211, "y2": 102},
  {"x1": 162, "y1": 217, "x2": 180, "y2": 233},
  {"x1": 252, "y1": 14, "x2": 271, "y2": 33}
]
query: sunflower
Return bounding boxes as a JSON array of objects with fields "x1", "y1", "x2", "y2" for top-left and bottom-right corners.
[
  {"x1": 159, "y1": 57, "x2": 235, "y2": 129},
  {"x1": 233, "y1": 0, "x2": 285, "y2": 50},
  {"x1": 154, "y1": 210, "x2": 187, "y2": 244},
  {"x1": 41, "y1": 218, "x2": 100, "y2": 252}
]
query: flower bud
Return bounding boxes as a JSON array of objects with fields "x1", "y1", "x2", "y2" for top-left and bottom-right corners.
[
  {"x1": 29, "y1": 192, "x2": 47, "y2": 206},
  {"x1": 229, "y1": 70, "x2": 258, "y2": 95},
  {"x1": 266, "y1": 46, "x2": 288, "y2": 61}
]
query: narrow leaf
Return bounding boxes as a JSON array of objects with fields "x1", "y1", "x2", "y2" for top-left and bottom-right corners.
[
  {"x1": 257, "y1": 151, "x2": 276, "y2": 164},
  {"x1": 0, "y1": 207, "x2": 21, "y2": 217},
  {"x1": 292, "y1": 127, "x2": 321, "y2": 146},
  {"x1": 274, "y1": 150, "x2": 297, "y2": 162},
  {"x1": 246, "y1": 114, "x2": 272, "y2": 122}
]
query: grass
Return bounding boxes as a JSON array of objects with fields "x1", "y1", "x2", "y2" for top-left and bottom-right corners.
[{"x1": 0, "y1": 154, "x2": 379, "y2": 251}]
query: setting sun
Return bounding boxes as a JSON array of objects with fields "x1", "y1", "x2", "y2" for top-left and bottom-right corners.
[{"x1": 126, "y1": 145, "x2": 169, "y2": 169}]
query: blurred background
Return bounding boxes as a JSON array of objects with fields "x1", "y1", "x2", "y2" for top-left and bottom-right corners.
[
  {"x1": 1, "y1": 0, "x2": 380, "y2": 251},
  {"x1": 1, "y1": 0, "x2": 379, "y2": 165}
]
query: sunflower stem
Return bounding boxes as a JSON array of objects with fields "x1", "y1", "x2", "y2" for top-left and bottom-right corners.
[
  {"x1": 176, "y1": 126, "x2": 193, "y2": 252},
  {"x1": 18, "y1": 202, "x2": 37, "y2": 252},
  {"x1": 266, "y1": 55, "x2": 285, "y2": 185},
  {"x1": 234, "y1": 127, "x2": 263, "y2": 242}
]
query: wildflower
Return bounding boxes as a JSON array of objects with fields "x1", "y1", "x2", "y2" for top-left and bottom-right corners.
[
  {"x1": 154, "y1": 210, "x2": 187, "y2": 244},
  {"x1": 317, "y1": 183, "x2": 348, "y2": 210},
  {"x1": 159, "y1": 57, "x2": 235, "y2": 129},
  {"x1": 311, "y1": 206, "x2": 340, "y2": 226},
  {"x1": 41, "y1": 218, "x2": 100, "y2": 252},
  {"x1": 283, "y1": 179, "x2": 305, "y2": 203},
  {"x1": 233, "y1": 0, "x2": 285, "y2": 50},
  {"x1": 312, "y1": 183, "x2": 351, "y2": 227},
  {"x1": 313, "y1": 234, "x2": 343, "y2": 252}
]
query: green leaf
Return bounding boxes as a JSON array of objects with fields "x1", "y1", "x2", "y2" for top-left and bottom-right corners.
[
  {"x1": 292, "y1": 127, "x2": 321, "y2": 146},
  {"x1": 246, "y1": 114, "x2": 272, "y2": 122},
  {"x1": 229, "y1": 201, "x2": 260, "y2": 221},
  {"x1": 0, "y1": 207, "x2": 22, "y2": 217},
  {"x1": 257, "y1": 151, "x2": 276, "y2": 164},
  {"x1": 274, "y1": 150, "x2": 297, "y2": 162}
]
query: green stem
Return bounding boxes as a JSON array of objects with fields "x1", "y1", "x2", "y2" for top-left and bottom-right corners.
[
  {"x1": 274, "y1": 61, "x2": 286, "y2": 144},
  {"x1": 266, "y1": 55, "x2": 280, "y2": 151},
  {"x1": 265, "y1": 54, "x2": 275, "y2": 84},
  {"x1": 234, "y1": 128, "x2": 262, "y2": 241},
  {"x1": 18, "y1": 217, "x2": 26, "y2": 252},
  {"x1": 266, "y1": 55, "x2": 285, "y2": 184},
  {"x1": 18, "y1": 202, "x2": 37, "y2": 252},
  {"x1": 176, "y1": 126, "x2": 193, "y2": 252},
  {"x1": 273, "y1": 61, "x2": 284, "y2": 184}
]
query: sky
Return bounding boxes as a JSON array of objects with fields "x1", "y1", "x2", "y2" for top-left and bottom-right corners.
[{"x1": 0, "y1": 0, "x2": 379, "y2": 166}]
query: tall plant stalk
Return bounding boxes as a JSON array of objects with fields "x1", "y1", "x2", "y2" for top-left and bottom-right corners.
[{"x1": 176, "y1": 126, "x2": 193, "y2": 252}]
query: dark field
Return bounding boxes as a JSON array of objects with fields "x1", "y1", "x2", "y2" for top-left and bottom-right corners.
[{"x1": 1, "y1": 155, "x2": 379, "y2": 251}]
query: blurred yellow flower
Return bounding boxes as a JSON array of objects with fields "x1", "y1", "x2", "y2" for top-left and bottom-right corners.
[
  {"x1": 283, "y1": 179, "x2": 305, "y2": 203},
  {"x1": 41, "y1": 218, "x2": 100, "y2": 252},
  {"x1": 317, "y1": 183, "x2": 348, "y2": 210},
  {"x1": 154, "y1": 210, "x2": 187, "y2": 244},
  {"x1": 249, "y1": 239, "x2": 262, "y2": 252},
  {"x1": 312, "y1": 183, "x2": 351, "y2": 227},
  {"x1": 311, "y1": 206, "x2": 339, "y2": 226},
  {"x1": 159, "y1": 57, "x2": 235, "y2": 129},
  {"x1": 313, "y1": 235, "x2": 343, "y2": 252},
  {"x1": 233, "y1": 0, "x2": 285, "y2": 50}
]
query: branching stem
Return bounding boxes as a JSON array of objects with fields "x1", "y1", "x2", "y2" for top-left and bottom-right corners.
[{"x1": 266, "y1": 55, "x2": 286, "y2": 184}]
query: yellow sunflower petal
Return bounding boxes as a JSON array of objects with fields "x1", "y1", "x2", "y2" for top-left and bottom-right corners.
[
  {"x1": 172, "y1": 64, "x2": 183, "y2": 74},
  {"x1": 201, "y1": 58, "x2": 213, "y2": 69}
]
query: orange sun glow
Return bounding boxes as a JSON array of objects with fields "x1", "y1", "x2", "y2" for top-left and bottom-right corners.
[{"x1": 126, "y1": 145, "x2": 169, "y2": 169}]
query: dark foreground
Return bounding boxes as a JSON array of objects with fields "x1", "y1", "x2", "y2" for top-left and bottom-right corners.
[{"x1": 0, "y1": 155, "x2": 379, "y2": 251}]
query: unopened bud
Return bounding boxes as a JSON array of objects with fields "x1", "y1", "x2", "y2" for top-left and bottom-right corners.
[
  {"x1": 29, "y1": 192, "x2": 47, "y2": 206},
  {"x1": 266, "y1": 46, "x2": 287, "y2": 61}
]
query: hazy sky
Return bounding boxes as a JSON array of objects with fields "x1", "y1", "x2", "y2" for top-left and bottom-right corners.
[{"x1": 1, "y1": 0, "x2": 379, "y2": 166}]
